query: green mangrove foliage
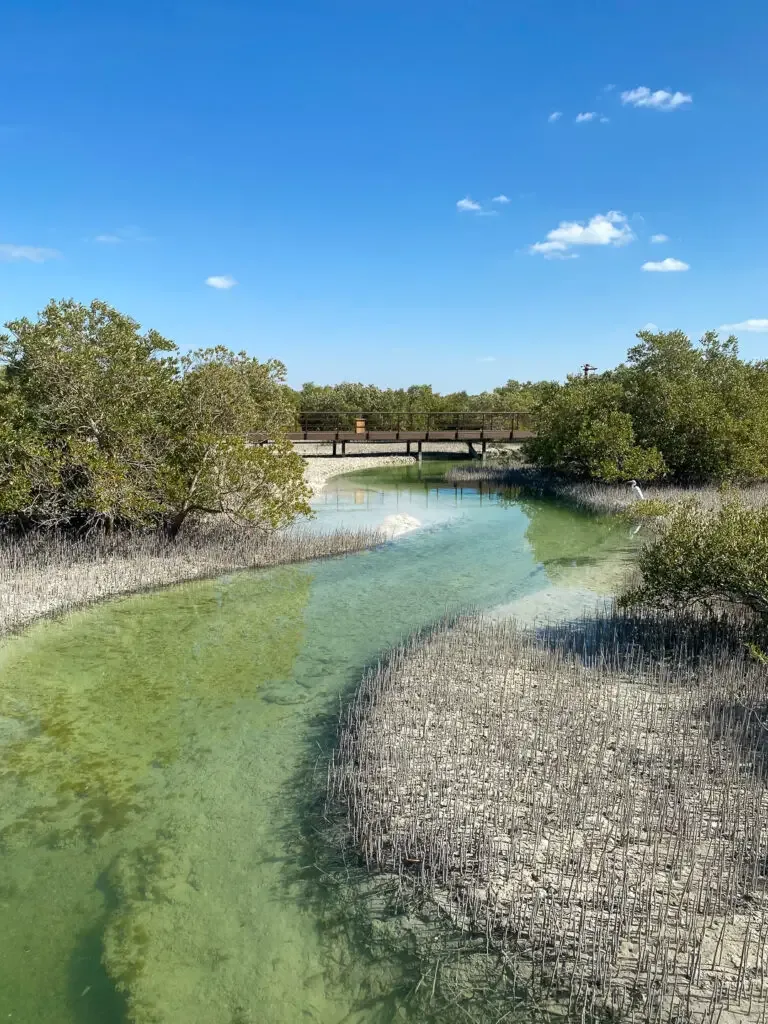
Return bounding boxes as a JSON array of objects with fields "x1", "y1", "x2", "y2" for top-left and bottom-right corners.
[
  {"x1": 622, "y1": 497, "x2": 768, "y2": 620},
  {"x1": 525, "y1": 375, "x2": 666, "y2": 482},
  {"x1": 0, "y1": 299, "x2": 310, "y2": 535},
  {"x1": 527, "y1": 328, "x2": 768, "y2": 483},
  {"x1": 293, "y1": 379, "x2": 555, "y2": 430}
]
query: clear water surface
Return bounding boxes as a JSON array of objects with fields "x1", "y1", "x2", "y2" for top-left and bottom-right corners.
[{"x1": 0, "y1": 463, "x2": 638, "y2": 1024}]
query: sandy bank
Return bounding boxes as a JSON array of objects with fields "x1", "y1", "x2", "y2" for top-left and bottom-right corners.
[
  {"x1": 332, "y1": 611, "x2": 768, "y2": 1024},
  {"x1": 302, "y1": 452, "x2": 415, "y2": 495},
  {"x1": 0, "y1": 452, "x2": 422, "y2": 637},
  {"x1": 0, "y1": 527, "x2": 381, "y2": 638}
]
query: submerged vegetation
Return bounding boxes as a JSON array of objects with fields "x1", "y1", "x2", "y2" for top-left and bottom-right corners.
[{"x1": 331, "y1": 607, "x2": 768, "y2": 1023}]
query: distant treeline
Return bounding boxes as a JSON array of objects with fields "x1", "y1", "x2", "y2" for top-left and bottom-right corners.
[
  {"x1": 289, "y1": 380, "x2": 557, "y2": 430},
  {"x1": 293, "y1": 329, "x2": 768, "y2": 483},
  {"x1": 3, "y1": 297, "x2": 767, "y2": 545}
]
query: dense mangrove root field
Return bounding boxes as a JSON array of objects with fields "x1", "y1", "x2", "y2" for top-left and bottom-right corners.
[
  {"x1": 332, "y1": 607, "x2": 768, "y2": 1024},
  {"x1": 1, "y1": 464, "x2": 639, "y2": 1023}
]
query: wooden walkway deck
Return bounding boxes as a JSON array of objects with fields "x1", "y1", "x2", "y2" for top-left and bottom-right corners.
[
  {"x1": 253, "y1": 412, "x2": 536, "y2": 456},
  {"x1": 288, "y1": 413, "x2": 535, "y2": 456}
]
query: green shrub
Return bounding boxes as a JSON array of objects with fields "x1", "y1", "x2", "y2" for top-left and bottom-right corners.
[
  {"x1": 621, "y1": 330, "x2": 768, "y2": 482},
  {"x1": 525, "y1": 375, "x2": 665, "y2": 482},
  {"x1": 0, "y1": 300, "x2": 310, "y2": 535},
  {"x1": 528, "y1": 329, "x2": 768, "y2": 484},
  {"x1": 621, "y1": 498, "x2": 768, "y2": 619}
]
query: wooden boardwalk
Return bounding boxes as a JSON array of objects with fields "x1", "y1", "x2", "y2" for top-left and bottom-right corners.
[{"x1": 267, "y1": 412, "x2": 536, "y2": 456}]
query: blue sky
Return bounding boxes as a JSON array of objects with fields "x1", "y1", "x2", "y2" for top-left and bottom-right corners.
[{"x1": 2, "y1": 0, "x2": 766, "y2": 391}]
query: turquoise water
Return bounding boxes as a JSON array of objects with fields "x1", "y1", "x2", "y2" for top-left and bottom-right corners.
[{"x1": 0, "y1": 464, "x2": 637, "y2": 1023}]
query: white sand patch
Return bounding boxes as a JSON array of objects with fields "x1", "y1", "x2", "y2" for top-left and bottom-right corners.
[
  {"x1": 302, "y1": 455, "x2": 414, "y2": 496},
  {"x1": 379, "y1": 514, "x2": 421, "y2": 539}
]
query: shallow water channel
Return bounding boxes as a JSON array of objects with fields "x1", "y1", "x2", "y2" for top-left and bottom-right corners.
[{"x1": 0, "y1": 463, "x2": 638, "y2": 1023}]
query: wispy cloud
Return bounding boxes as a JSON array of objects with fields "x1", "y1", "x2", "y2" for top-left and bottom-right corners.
[
  {"x1": 205, "y1": 275, "x2": 238, "y2": 289},
  {"x1": 0, "y1": 243, "x2": 61, "y2": 263},
  {"x1": 94, "y1": 225, "x2": 151, "y2": 244},
  {"x1": 530, "y1": 211, "x2": 634, "y2": 258},
  {"x1": 492, "y1": 194, "x2": 510, "y2": 204},
  {"x1": 599, "y1": 116, "x2": 610, "y2": 123},
  {"x1": 641, "y1": 258, "x2": 689, "y2": 272},
  {"x1": 457, "y1": 196, "x2": 482, "y2": 212},
  {"x1": 718, "y1": 319, "x2": 768, "y2": 334},
  {"x1": 642, "y1": 322, "x2": 659, "y2": 331},
  {"x1": 650, "y1": 233, "x2": 669, "y2": 243},
  {"x1": 477, "y1": 356, "x2": 496, "y2": 363},
  {"x1": 575, "y1": 112, "x2": 597, "y2": 123},
  {"x1": 621, "y1": 87, "x2": 692, "y2": 111},
  {"x1": 548, "y1": 111, "x2": 562, "y2": 123}
]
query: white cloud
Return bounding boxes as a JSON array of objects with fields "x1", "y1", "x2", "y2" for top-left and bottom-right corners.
[
  {"x1": 600, "y1": 116, "x2": 610, "y2": 123},
  {"x1": 641, "y1": 258, "x2": 689, "y2": 272},
  {"x1": 650, "y1": 233, "x2": 669, "y2": 243},
  {"x1": 642, "y1": 322, "x2": 659, "y2": 331},
  {"x1": 205, "y1": 275, "x2": 238, "y2": 289},
  {"x1": 621, "y1": 86, "x2": 692, "y2": 111},
  {"x1": 492, "y1": 194, "x2": 510, "y2": 204},
  {"x1": 477, "y1": 356, "x2": 496, "y2": 363},
  {"x1": 94, "y1": 226, "x2": 151, "y2": 244},
  {"x1": 548, "y1": 111, "x2": 562, "y2": 123},
  {"x1": 0, "y1": 243, "x2": 61, "y2": 263},
  {"x1": 575, "y1": 112, "x2": 596, "y2": 122},
  {"x1": 530, "y1": 210, "x2": 634, "y2": 257},
  {"x1": 543, "y1": 250, "x2": 580, "y2": 261},
  {"x1": 718, "y1": 319, "x2": 768, "y2": 334},
  {"x1": 457, "y1": 196, "x2": 481, "y2": 212}
]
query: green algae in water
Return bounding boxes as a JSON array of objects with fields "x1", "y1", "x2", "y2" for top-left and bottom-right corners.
[
  {"x1": 0, "y1": 566, "x2": 310, "y2": 847},
  {"x1": 0, "y1": 469, "x2": 639, "y2": 1023},
  {"x1": 0, "y1": 567, "x2": 311, "y2": 1022}
]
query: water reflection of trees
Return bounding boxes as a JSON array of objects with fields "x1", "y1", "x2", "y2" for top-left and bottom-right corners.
[{"x1": 503, "y1": 492, "x2": 636, "y2": 590}]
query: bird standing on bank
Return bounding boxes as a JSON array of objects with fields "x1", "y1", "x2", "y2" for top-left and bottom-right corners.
[{"x1": 628, "y1": 479, "x2": 644, "y2": 500}]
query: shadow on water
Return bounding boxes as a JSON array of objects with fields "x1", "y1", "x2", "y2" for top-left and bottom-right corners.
[
  {"x1": 272, "y1": 662, "x2": 533, "y2": 1024},
  {"x1": 68, "y1": 874, "x2": 127, "y2": 1024}
]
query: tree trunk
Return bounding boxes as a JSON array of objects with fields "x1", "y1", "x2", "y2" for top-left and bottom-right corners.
[{"x1": 163, "y1": 509, "x2": 189, "y2": 541}]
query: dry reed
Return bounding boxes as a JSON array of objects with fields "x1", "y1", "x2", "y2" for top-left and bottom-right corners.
[
  {"x1": 445, "y1": 466, "x2": 768, "y2": 517},
  {"x1": 0, "y1": 524, "x2": 383, "y2": 636},
  {"x1": 330, "y1": 607, "x2": 768, "y2": 1023}
]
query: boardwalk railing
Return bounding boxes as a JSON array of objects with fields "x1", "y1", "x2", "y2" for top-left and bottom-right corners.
[{"x1": 291, "y1": 410, "x2": 536, "y2": 437}]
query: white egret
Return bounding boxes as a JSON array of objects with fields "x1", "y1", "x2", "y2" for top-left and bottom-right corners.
[{"x1": 628, "y1": 479, "x2": 645, "y2": 500}]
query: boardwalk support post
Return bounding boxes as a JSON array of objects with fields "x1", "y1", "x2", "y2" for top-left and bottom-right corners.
[{"x1": 417, "y1": 441, "x2": 423, "y2": 463}]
